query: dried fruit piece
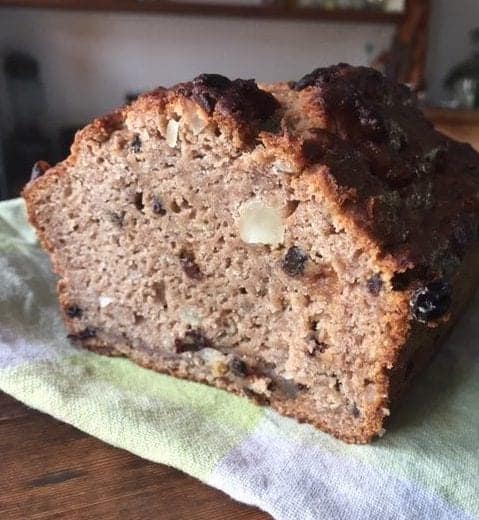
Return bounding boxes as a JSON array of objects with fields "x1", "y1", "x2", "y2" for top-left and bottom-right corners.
[
  {"x1": 79, "y1": 327, "x2": 96, "y2": 339},
  {"x1": 352, "y1": 403, "x2": 360, "y2": 418},
  {"x1": 134, "y1": 192, "x2": 144, "y2": 211},
  {"x1": 238, "y1": 200, "x2": 285, "y2": 246},
  {"x1": 308, "y1": 338, "x2": 328, "y2": 356},
  {"x1": 109, "y1": 211, "x2": 125, "y2": 227},
  {"x1": 174, "y1": 330, "x2": 212, "y2": 353},
  {"x1": 179, "y1": 249, "x2": 203, "y2": 280},
  {"x1": 131, "y1": 135, "x2": 142, "y2": 153},
  {"x1": 66, "y1": 305, "x2": 82, "y2": 318},
  {"x1": 186, "y1": 110, "x2": 207, "y2": 135},
  {"x1": 367, "y1": 274, "x2": 383, "y2": 296},
  {"x1": 68, "y1": 327, "x2": 96, "y2": 341},
  {"x1": 152, "y1": 197, "x2": 167, "y2": 215},
  {"x1": 282, "y1": 246, "x2": 308, "y2": 277},
  {"x1": 410, "y1": 280, "x2": 452, "y2": 323},
  {"x1": 190, "y1": 73, "x2": 231, "y2": 114},
  {"x1": 271, "y1": 160, "x2": 297, "y2": 174},
  {"x1": 98, "y1": 295, "x2": 114, "y2": 308},
  {"x1": 229, "y1": 357, "x2": 248, "y2": 377},
  {"x1": 166, "y1": 119, "x2": 180, "y2": 148}
]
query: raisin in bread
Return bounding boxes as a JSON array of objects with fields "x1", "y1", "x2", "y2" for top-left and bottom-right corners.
[{"x1": 23, "y1": 64, "x2": 479, "y2": 443}]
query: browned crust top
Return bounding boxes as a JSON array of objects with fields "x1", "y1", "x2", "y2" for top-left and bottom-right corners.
[
  {"x1": 175, "y1": 73, "x2": 279, "y2": 119},
  {"x1": 294, "y1": 64, "x2": 479, "y2": 280},
  {"x1": 173, "y1": 73, "x2": 280, "y2": 142}
]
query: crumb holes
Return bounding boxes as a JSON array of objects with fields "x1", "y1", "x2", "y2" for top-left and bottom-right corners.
[
  {"x1": 170, "y1": 200, "x2": 181, "y2": 213},
  {"x1": 352, "y1": 403, "x2": 360, "y2": 418},
  {"x1": 152, "y1": 281, "x2": 167, "y2": 309},
  {"x1": 188, "y1": 208, "x2": 197, "y2": 220},
  {"x1": 333, "y1": 377, "x2": 341, "y2": 392},
  {"x1": 214, "y1": 127, "x2": 221, "y2": 137},
  {"x1": 134, "y1": 313, "x2": 145, "y2": 325},
  {"x1": 134, "y1": 192, "x2": 144, "y2": 211},
  {"x1": 225, "y1": 257, "x2": 231, "y2": 268},
  {"x1": 192, "y1": 152, "x2": 205, "y2": 159},
  {"x1": 181, "y1": 197, "x2": 192, "y2": 209},
  {"x1": 364, "y1": 378, "x2": 373, "y2": 386},
  {"x1": 239, "y1": 287, "x2": 248, "y2": 295},
  {"x1": 326, "y1": 223, "x2": 336, "y2": 235},
  {"x1": 284, "y1": 200, "x2": 300, "y2": 218},
  {"x1": 170, "y1": 241, "x2": 176, "y2": 249}
]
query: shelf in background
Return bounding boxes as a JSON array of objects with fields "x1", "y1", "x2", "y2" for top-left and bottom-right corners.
[{"x1": 0, "y1": 0, "x2": 404, "y2": 24}]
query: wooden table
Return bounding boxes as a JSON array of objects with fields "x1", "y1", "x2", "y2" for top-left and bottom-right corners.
[{"x1": 0, "y1": 392, "x2": 270, "y2": 519}]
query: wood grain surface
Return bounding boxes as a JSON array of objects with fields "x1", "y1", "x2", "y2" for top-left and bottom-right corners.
[{"x1": 0, "y1": 392, "x2": 270, "y2": 520}]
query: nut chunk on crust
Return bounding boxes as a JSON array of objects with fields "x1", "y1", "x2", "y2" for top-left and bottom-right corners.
[{"x1": 23, "y1": 65, "x2": 479, "y2": 443}]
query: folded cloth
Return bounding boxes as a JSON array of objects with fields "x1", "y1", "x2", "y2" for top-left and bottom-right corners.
[{"x1": 1, "y1": 198, "x2": 478, "y2": 520}]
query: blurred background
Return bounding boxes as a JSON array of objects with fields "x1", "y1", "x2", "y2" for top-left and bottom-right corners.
[{"x1": 0, "y1": 0, "x2": 478, "y2": 200}]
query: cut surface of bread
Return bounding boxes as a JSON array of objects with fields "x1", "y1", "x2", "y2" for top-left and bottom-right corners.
[{"x1": 23, "y1": 65, "x2": 479, "y2": 443}]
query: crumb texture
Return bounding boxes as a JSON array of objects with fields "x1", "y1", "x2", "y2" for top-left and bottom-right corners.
[{"x1": 23, "y1": 65, "x2": 479, "y2": 443}]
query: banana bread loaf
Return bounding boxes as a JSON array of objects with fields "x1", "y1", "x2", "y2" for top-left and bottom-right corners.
[{"x1": 23, "y1": 64, "x2": 479, "y2": 443}]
